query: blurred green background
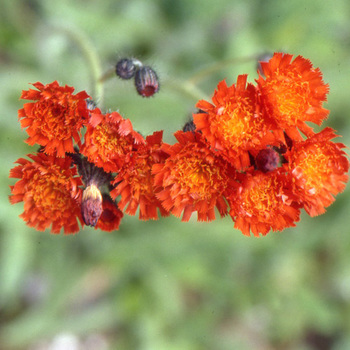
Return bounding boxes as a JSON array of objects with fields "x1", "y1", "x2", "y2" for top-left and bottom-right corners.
[{"x1": 1, "y1": 0, "x2": 350, "y2": 349}]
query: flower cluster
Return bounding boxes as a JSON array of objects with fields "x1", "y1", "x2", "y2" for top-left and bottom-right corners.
[
  {"x1": 9, "y1": 53, "x2": 349, "y2": 236},
  {"x1": 193, "y1": 53, "x2": 348, "y2": 236},
  {"x1": 10, "y1": 81, "x2": 124, "y2": 234}
]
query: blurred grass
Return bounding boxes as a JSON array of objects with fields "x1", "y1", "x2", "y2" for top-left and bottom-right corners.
[{"x1": 1, "y1": 0, "x2": 350, "y2": 349}]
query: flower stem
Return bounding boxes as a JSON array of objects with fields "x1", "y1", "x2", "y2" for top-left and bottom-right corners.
[
  {"x1": 165, "y1": 79, "x2": 210, "y2": 101},
  {"x1": 186, "y1": 55, "x2": 258, "y2": 85},
  {"x1": 50, "y1": 24, "x2": 104, "y2": 105},
  {"x1": 99, "y1": 67, "x2": 115, "y2": 84}
]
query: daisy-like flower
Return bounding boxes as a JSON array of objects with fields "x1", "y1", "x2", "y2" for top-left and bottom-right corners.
[
  {"x1": 284, "y1": 127, "x2": 349, "y2": 217},
  {"x1": 18, "y1": 81, "x2": 90, "y2": 157},
  {"x1": 111, "y1": 131, "x2": 169, "y2": 220},
  {"x1": 9, "y1": 152, "x2": 83, "y2": 234},
  {"x1": 153, "y1": 131, "x2": 231, "y2": 222},
  {"x1": 81, "y1": 110, "x2": 144, "y2": 173},
  {"x1": 95, "y1": 195, "x2": 124, "y2": 232},
  {"x1": 194, "y1": 75, "x2": 276, "y2": 170},
  {"x1": 256, "y1": 53, "x2": 329, "y2": 139},
  {"x1": 227, "y1": 170, "x2": 301, "y2": 237}
]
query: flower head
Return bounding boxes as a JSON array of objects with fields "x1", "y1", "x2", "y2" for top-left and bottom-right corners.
[
  {"x1": 18, "y1": 81, "x2": 91, "y2": 156},
  {"x1": 9, "y1": 153, "x2": 83, "y2": 234},
  {"x1": 227, "y1": 170, "x2": 301, "y2": 237},
  {"x1": 285, "y1": 127, "x2": 349, "y2": 216},
  {"x1": 81, "y1": 110, "x2": 144, "y2": 173},
  {"x1": 194, "y1": 75, "x2": 276, "y2": 170},
  {"x1": 256, "y1": 53, "x2": 329, "y2": 138},
  {"x1": 153, "y1": 131, "x2": 231, "y2": 222},
  {"x1": 111, "y1": 131, "x2": 169, "y2": 220},
  {"x1": 95, "y1": 195, "x2": 123, "y2": 232}
]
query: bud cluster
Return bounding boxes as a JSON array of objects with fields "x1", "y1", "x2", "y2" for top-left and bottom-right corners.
[{"x1": 115, "y1": 58, "x2": 159, "y2": 97}]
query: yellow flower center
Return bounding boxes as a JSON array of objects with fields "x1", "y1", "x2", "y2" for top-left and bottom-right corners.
[
  {"x1": 171, "y1": 154, "x2": 225, "y2": 200},
  {"x1": 33, "y1": 99, "x2": 80, "y2": 139},
  {"x1": 241, "y1": 176, "x2": 279, "y2": 217},
  {"x1": 129, "y1": 156, "x2": 154, "y2": 197},
  {"x1": 293, "y1": 145, "x2": 330, "y2": 191},
  {"x1": 264, "y1": 73, "x2": 311, "y2": 125},
  {"x1": 28, "y1": 166, "x2": 75, "y2": 218},
  {"x1": 94, "y1": 123, "x2": 131, "y2": 157},
  {"x1": 214, "y1": 96, "x2": 263, "y2": 149}
]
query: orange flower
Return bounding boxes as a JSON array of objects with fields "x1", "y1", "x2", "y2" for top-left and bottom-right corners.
[
  {"x1": 256, "y1": 53, "x2": 329, "y2": 139},
  {"x1": 81, "y1": 110, "x2": 144, "y2": 173},
  {"x1": 194, "y1": 75, "x2": 276, "y2": 170},
  {"x1": 227, "y1": 170, "x2": 301, "y2": 237},
  {"x1": 9, "y1": 153, "x2": 83, "y2": 234},
  {"x1": 153, "y1": 131, "x2": 231, "y2": 222},
  {"x1": 111, "y1": 131, "x2": 169, "y2": 220},
  {"x1": 284, "y1": 127, "x2": 349, "y2": 216},
  {"x1": 95, "y1": 195, "x2": 123, "y2": 232},
  {"x1": 18, "y1": 81, "x2": 90, "y2": 156}
]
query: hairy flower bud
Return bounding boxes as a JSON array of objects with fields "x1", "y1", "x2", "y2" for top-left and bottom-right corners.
[
  {"x1": 115, "y1": 58, "x2": 137, "y2": 80},
  {"x1": 134, "y1": 66, "x2": 159, "y2": 97},
  {"x1": 255, "y1": 148, "x2": 280, "y2": 172},
  {"x1": 182, "y1": 120, "x2": 196, "y2": 132},
  {"x1": 81, "y1": 184, "x2": 103, "y2": 226}
]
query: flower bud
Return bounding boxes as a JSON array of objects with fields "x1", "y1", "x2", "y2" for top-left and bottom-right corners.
[
  {"x1": 86, "y1": 98, "x2": 97, "y2": 111},
  {"x1": 81, "y1": 184, "x2": 103, "y2": 226},
  {"x1": 255, "y1": 148, "x2": 280, "y2": 172},
  {"x1": 115, "y1": 58, "x2": 137, "y2": 80},
  {"x1": 134, "y1": 66, "x2": 159, "y2": 97},
  {"x1": 183, "y1": 120, "x2": 196, "y2": 132}
]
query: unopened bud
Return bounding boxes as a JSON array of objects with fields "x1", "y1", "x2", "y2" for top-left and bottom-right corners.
[
  {"x1": 81, "y1": 184, "x2": 103, "y2": 226},
  {"x1": 134, "y1": 66, "x2": 159, "y2": 97},
  {"x1": 183, "y1": 120, "x2": 196, "y2": 132},
  {"x1": 86, "y1": 98, "x2": 97, "y2": 111},
  {"x1": 116, "y1": 58, "x2": 137, "y2": 80},
  {"x1": 255, "y1": 148, "x2": 280, "y2": 173}
]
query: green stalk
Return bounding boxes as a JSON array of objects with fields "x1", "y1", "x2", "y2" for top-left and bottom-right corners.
[
  {"x1": 186, "y1": 55, "x2": 258, "y2": 86},
  {"x1": 49, "y1": 24, "x2": 104, "y2": 105}
]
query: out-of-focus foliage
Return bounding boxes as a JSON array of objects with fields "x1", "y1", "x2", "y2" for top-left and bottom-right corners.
[{"x1": 1, "y1": 0, "x2": 350, "y2": 349}]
